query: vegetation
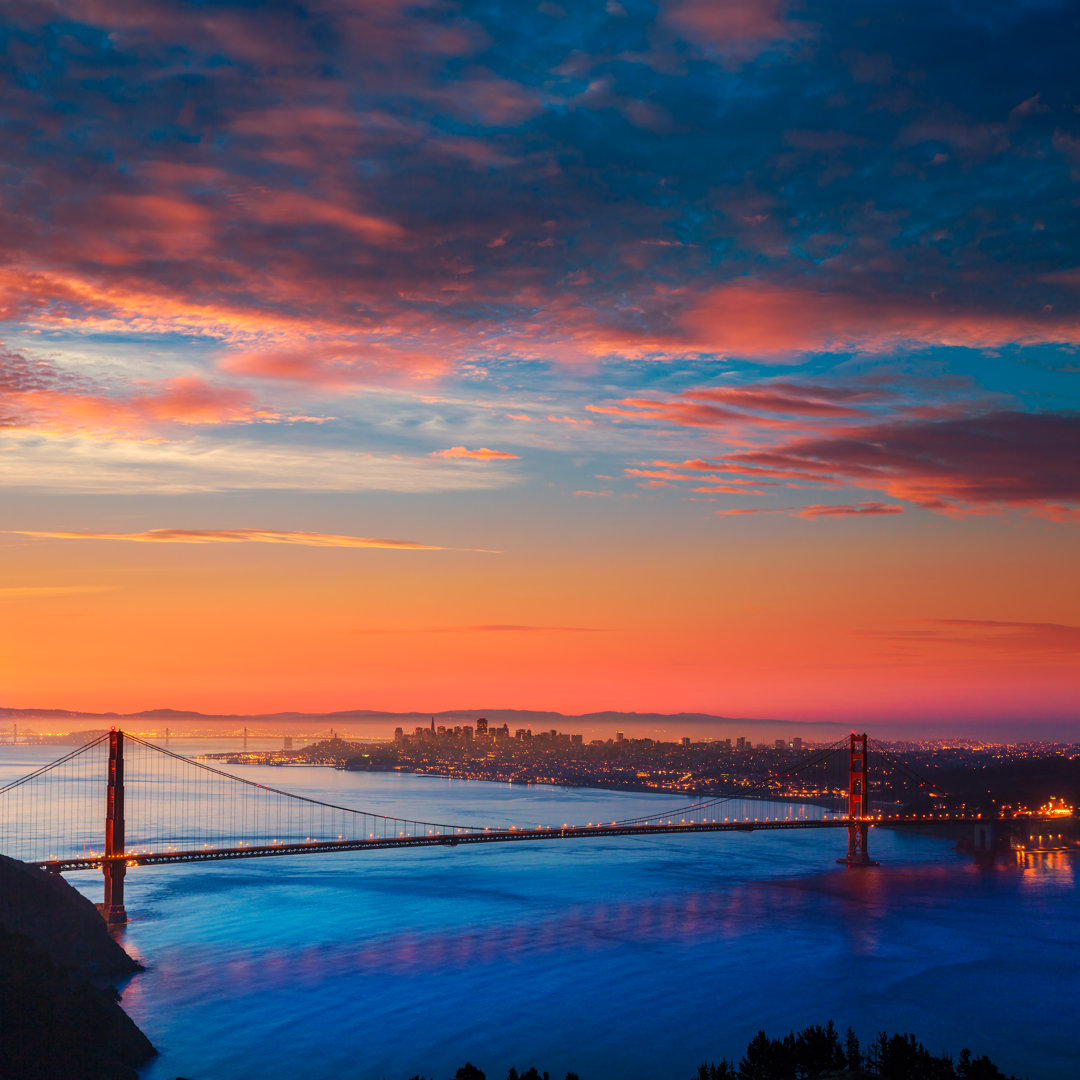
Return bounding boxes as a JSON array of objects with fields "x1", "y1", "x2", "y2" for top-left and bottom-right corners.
[
  {"x1": 695, "y1": 1022, "x2": 1018, "y2": 1080},
  {"x1": 409, "y1": 1023, "x2": 1021, "y2": 1080}
]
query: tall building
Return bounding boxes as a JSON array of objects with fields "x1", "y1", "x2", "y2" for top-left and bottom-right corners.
[
  {"x1": 476, "y1": 717, "x2": 488, "y2": 735},
  {"x1": 792, "y1": 736, "x2": 803, "y2": 753},
  {"x1": 393, "y1": 727, "x2": 404, "y2": 744},
  {"x1": 736, "y1": 737, "x2": 746, "y2": 750}
]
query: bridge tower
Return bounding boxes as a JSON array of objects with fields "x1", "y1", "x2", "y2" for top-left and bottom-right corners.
[
  {"x1": 840, "y1": 732, "x2": 876, "y2": 867},
  {"x1": 102, "y1": 729, "x2": 127, "y2": 925}
]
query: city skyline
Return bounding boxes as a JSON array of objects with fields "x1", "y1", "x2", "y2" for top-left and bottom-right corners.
[{"x1": 1, "y1": 1, "x2": 1078, "y2": 728}]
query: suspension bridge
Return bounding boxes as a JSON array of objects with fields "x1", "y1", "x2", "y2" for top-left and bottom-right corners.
[{"x1": 0, "y1": 731, "x2": 1054, "y2": 925}]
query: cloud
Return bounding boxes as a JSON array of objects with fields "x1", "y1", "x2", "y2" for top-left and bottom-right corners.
[
  {"x1": 1009, "y1": 94, "x2": 1049, "y2": 121},
  {"x1": 2, "y1": 0, "x2": 1079, "y2": 529},
  {"x1": 685, "y1": 383, "x2": 878, "y2": 416},
  {"x1": 868, "y1": 620, "x2": 1080, "y2": 657},
  {"x1": 431, "y1": 446, "x2": 520, "y2": 460},
  {"x1": 679, "y1": 283, "x2": 1080, "y2": 359},
  {"x1": 792, "y1": 502, "x2": 904, "y2": 518},
  {"x1": 713, "y1": 502, "x2": 904, "y2": 518},
  {"x1": 723, "y1": 410, "x2": 1080, "y2": 510},
  {"x1": 6, "y1": 529, "x2": 498, "y2": 553},
  {"x1": 588, "y1": 397, "x2": 770, "y2": 428},
  {"x1": 0, "y1": 436, "x2": 518, "y2": 494},
  {"x1": 713, "y1": 507, "x2": 778, "y2": 516},
  {"x1": 587, "y1": 378, "x2": 895, "y2": 430},
  {"x1": 661, "y1": 0, "x2": 807, "y2": 60},
  {"x1": 1, "y1": 348, "x2": 322, "y2": 435}
]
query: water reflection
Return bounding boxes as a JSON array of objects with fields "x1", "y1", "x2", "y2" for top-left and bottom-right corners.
[{"x1": 3, "y1": 749, "x2": 1078, "y2": 1080}]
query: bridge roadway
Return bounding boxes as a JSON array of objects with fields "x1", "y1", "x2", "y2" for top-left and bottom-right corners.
[{"x1": 37, "y1": 813, "x2": 1028, "y2": 874}]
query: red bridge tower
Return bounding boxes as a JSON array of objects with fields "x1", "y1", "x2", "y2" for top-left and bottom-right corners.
[
  {"x1": 102, "y1": 730, "x2": 127, "y2": 925},
  {"x1": 841, "y1": 732, "x2": 877, "y2": 867}
]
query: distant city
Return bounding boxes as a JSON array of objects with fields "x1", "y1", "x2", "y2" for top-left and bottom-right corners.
[
  {"x1": 4, "y1": 715, "x2": 1077, "y2": 820},
  {"x1": 155, "y1": 717, "x2": 1080, "y2": 821}
]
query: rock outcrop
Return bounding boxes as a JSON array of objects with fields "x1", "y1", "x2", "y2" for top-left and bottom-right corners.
[{"x1": 0, "y1": 855, "x2": 156, "y2": 1080}]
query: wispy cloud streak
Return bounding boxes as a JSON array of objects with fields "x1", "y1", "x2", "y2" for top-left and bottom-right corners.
[{"x1": 6, "y1": 529, "x2": 500, "y2": 553}]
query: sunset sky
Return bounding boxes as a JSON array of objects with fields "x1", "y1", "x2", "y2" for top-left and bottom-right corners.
[{"x1": 1, "y1": 0, "x2": 1078, "y2": 730}]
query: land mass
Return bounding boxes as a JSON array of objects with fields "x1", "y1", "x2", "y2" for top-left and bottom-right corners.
[
  {"x1": 0, "y1": 855, "x2": 156, "y2": 1080},
  {"x1": 0, "y1": 704, "x2": 840, "y2": 730}
]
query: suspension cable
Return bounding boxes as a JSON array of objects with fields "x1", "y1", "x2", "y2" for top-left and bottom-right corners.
[
  {"x1": 0, "y1": 732, "x2": 110, "y2": 795},
  {"x1": 125, "y1": 733, "x2": 484, "y2": 833}
]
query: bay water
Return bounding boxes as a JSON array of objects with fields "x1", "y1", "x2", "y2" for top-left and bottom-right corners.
[{"x1": 1, "y1": 742, "x2": 1076, "y2": 1080}]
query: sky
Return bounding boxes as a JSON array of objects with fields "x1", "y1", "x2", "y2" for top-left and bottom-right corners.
[{"x1": 1, "y1": 0, "x2": 1078, "y2": 731}]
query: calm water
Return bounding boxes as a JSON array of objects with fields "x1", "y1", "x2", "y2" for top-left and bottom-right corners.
[{"x1": 2, "y1": 743, "x2": 1077, "y2": 1080}]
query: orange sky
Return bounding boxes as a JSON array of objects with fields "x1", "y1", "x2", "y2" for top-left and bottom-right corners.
[{"x1": 4, "y1": 509, "x2": 1077, "y2": 728}]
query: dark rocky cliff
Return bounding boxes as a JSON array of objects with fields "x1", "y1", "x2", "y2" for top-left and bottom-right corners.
[{"x1": 0, "y1": 855, "x2": 156, "y2": 1080}]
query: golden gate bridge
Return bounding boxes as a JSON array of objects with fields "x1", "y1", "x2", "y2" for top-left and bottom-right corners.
[{"x1": 0, "y1": 731, "x2": 1052, "y2": 926}]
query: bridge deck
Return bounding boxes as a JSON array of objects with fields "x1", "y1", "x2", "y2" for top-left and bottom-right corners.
[{"x1": 36, "y1": 814, "x2": 1014, "y2": 873}]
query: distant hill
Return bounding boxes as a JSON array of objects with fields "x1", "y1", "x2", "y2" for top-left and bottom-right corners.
[{"x1": 0, "y1": 704, "x2": 842, "y2": 729}]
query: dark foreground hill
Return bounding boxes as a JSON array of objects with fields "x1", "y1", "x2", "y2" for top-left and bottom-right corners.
[{"x1": 0, "y1": 855, "x2": 155, "y2": 1080}]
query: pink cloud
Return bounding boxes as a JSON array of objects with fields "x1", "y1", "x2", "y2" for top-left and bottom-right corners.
[
  {"x1": 587, "y1": 397, "x2": 763, "y2": 428},
  {"x1": 714, "y1": 507, "x2": 780, "y2": 516},
  {"x1": 431, "y1": 446, "x2": 520, "y2": 460},
  {"x1": 423, "y1": 70, "x2": 547, "y2": 126},
  {"x1": 685, "y1": 382, "x2": 881, "y2": 416},
  {"x1": 867, "y1": 620, "x2": 1080, "y2": 657},
  {"x1": 724, "y1": 410, "x2": 1080, "y2": 510},
  {"x1": 792, "y1": 502, "x2": 904, "y2": 518},
  {"x1": 679, "y1": 283, "x2": 1080, "y2": 358},
  {"x1": 1010, "y1": 94, "x2": 1049, "y2": 121},
  {"x1": 224, "y1": 342, "x2": 452, "y2": 385},
  {"x1": 244, "y1": 191, "x2": 405, "y2": 244},
  {"x1": 662, "y1": 0, "x2": 806, "y2": 59},
  {"x1": 714, "y1": 501, "x2": 903, "y2": 517},
  {"x1": 6, "y1": 528, "x2": 472, "y2": 551},
  {"x1": 1, "y1": 349, "x2": 314, "y2": 435},
  {"x1": 588, "y1": 378, "x2": 897, "y2": 431}
]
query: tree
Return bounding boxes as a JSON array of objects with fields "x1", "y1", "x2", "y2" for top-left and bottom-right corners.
[
  {"x1": 875, "y1": 1032, "x2": 955, "y2": 1080},
  {"x1": 696, "y1": 1063, "x2": 736, "y2": 1080},
  {"x1": 455, "y1": 1066, "x2": 485, "y2": 1080},
  {"x1": 845, "y1": 1027, "x2": 860, "y2": 1074},
  {"x1": 957, "y1": 1048, "x2": 1011, "y2": 1080},
  {"x1": 792, "y1": 1021, "x2": 845, "y2": 1077},
  {"x1": 738, "y1": 1030, "x2": 795, "y2": 1080}
]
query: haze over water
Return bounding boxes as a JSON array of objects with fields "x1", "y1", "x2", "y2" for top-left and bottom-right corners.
[{"x1": 3, "y1": 743, "x2": 1076, "y2": 1080}]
